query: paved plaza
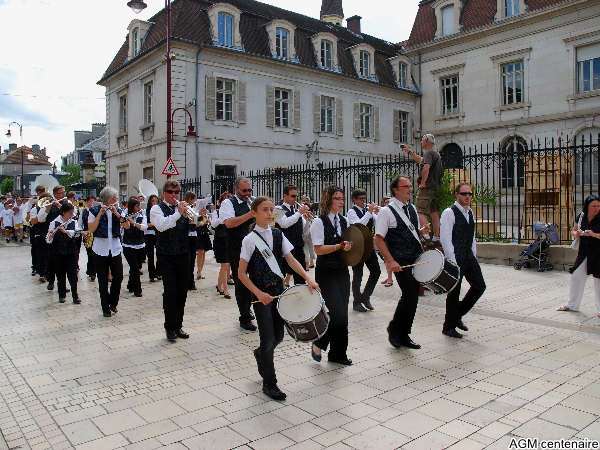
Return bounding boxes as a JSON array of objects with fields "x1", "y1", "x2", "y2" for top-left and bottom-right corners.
[{"x1": 1, "y1": 242, "x2": 600, "y2": 450}]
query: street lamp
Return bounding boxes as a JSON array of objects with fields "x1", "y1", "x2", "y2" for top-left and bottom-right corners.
[
  {"x1": 5, "y1": 121, "x2": 23, "y2": 140},
  {"x1": 127, "y1": 0, "x2": 175, "y2": 178}
]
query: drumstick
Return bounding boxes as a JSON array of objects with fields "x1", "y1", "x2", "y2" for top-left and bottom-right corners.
[
  {"x1": 251, "y1": 287, "x2": 319, "y2": 304},
  {"x1": 399, "y1": 261, "x2": 429, "y2": 270}
]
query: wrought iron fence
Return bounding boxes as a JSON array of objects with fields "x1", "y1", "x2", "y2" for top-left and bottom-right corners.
[{"x1": 187, "y1": 134, "x2": 598, "y2": 245}]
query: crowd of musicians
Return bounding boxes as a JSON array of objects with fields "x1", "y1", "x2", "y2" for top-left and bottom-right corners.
[{"x1": 2, "y1": 133, "x2": 599, "y2": 402}]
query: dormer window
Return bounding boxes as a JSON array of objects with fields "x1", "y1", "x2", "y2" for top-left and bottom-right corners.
[
  {"x1": 321, "y1": 39, "x2": 333, "y2": 69},
  {"x1": 433, "y1": 0, "x2": 462, "y2": 39},
  {"x1": 441, "y1": 5, "x2": 455, "y2": 36},
  {"x1": 127, "y1": 19, "x2": 150, "y2": 60},
  {"x1": 505, "y1": 0, "x2": 520, "y2": 17},
  {"x1": 275, "y1": 27, "x2": 289, "y2": 59},
  {"x1": 350, "y1": 44, "x2": 377, "y2": 82},
  {"x1": 359, "y1": 50, "x2": 370, "y2": 77},
  {"x1": 218, "y1": 12, "x2": 234, "y2": 47},
  {"x1": 312, "y1": 32, "x2": 340, "y2": 72}
]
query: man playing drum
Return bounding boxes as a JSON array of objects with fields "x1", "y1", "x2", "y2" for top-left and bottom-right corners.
[
  {"x1": 440, "y1": 182, "x2": 486, "y2": 338},
  {"x1": 238, "y1": 197, "x2": 318, "y2": 401},
  {"x1": 375, "y1": 176, "x2": 430, "y2": 350}
]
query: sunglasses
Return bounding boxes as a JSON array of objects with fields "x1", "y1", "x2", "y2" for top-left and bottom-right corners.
[
  {"x1": 240, "y1": 188, "x2": 253, "y2": 193},
  {"x1": 289, "y1": 194, "x2": 298, "y2": 198},
  {"x1": 165, "y1": 190, "x2": 181, "y2": 195},
  {"x1": 459, "y1": 192, "x2": 473, "y2": 197}
]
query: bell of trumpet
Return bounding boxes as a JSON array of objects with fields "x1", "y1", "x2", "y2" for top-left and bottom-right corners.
[{"x1": 37, "y1": 196, "x2": 55, "y2": 208}]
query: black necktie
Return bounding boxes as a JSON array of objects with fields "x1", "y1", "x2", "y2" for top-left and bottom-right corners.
[
  {"x1": 290, "y1": 205, "x2": 295, "y2": 214},
  {"x1": 334, "y1": 215, "x2": 339, "y2": 237}
]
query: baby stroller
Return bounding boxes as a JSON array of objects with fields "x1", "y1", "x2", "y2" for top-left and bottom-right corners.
[{"x1": 514, "y1": 222, "x2": 560, "y2": 272}]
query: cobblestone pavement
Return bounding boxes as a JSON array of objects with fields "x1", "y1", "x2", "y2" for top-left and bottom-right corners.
[{"x1": 1, "y1": 241, "x2": 600, "y2": 450}]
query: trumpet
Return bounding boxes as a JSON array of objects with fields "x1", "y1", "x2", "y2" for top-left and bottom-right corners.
[
  {"x1": 176, "y1": 201, "x2": 201, "y2": 224},
  {"x1": 295, "y1": 202, "x2": 315, "y2": 221}
]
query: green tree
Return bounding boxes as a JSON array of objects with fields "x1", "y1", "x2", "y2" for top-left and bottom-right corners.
[
  {"x1": 0, "y1": 177, "x2": 14, "y2": 194},
  {"x1": 61, "y1": 164, "x2": 81, "y2": 190}
]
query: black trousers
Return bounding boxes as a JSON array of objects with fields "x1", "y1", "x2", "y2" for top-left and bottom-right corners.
[
  {"x1": 55, "y1": 254, "x2": 78, "y2": 299},
  {"x1": 85, "y1": 247, "x2": 96, "y2": 277},
  {"x1": 230, "y1": 251, "x2": 253, "y2": 323},
  {"x1": 314, "y1": 266, "x2": 350, "y2": 359},
  {"x1": 158, "y1": 253, "x2": 189, "y2": 332},
  {"x1": 390, "y1": 268, "x2": 420, "y2": 338},
  {"x1": 144, "y1": 235, "x2": 160, "y2": 279},
  {"x1": 31, "y1": 235, "x2": 45, "y2": 275},
  {"x1": 283, "y1": 246, "x2": 306, "y2": 285},
  {"x1": 123, "y1": 247, "x2": 144, "y2": 295},
  {"x1": 352, "y1": 250, "x2": 382, "y2": 304},
  {"x1": 444, "y1": 256, "x2": 486, "y2": 329},
  {"x1": 46, "y1": 247, "x2": 56, "y2": 284},
  {"x1": 95, "y1": 252, "x2": 123, "y2": 313},
  {"x1": 253, "y1": 300, "x2": 285, "y2": 386},
  {"x1": 188, "y1": 237, "x2": 197, "y2": 288}
]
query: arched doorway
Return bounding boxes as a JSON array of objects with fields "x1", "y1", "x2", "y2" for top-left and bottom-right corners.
[
  {"x1": 500, "y1": 136, "x2": 527, "y2": 188},
  {"x1": 574, "y1": 128, "x2": 599, "y2": 186},
  {"x1": 440, "y1": 143, "x2": 464, "y2": 169}
]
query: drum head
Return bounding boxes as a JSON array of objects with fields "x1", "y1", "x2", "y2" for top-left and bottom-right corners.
[
  {"x1": 341, "y1": 225, "x2": 366, "y2": 266},
  {"x1": 413, "y1": 249, "x2": 445, "y2": 283},
  {"x1": 277, "y1": 285, "x2": 323, "y2": 324}
]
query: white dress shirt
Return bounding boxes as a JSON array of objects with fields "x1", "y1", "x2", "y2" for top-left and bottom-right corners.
[
  {"x1": 46, "y1": 215, "x2": 80, "y2": 244},
  {"x1": 375, "y1": 198, "x2": 420, "y2": 238},
  {"x1": 88, "y1": 209, "x2": 123, "y2": 257},
  {"x1": 440, "y1": 201, "x2": 477, "y2": 264},
  {"x1": 122, "y1": 213, "x2": 148, "y2": 249},
  {"x1": 310, "y1": 213, "x2": 345, "y2": 246},
  {"x1": 210, "y1": 210, "x2": 224, "y2": 227},
  {"x1": 240, "y1": 225, "x2": 294, "y2": 262},
  {"x1": 1, "y1": 209, "x2": 14, "y2": 227},
  {"x1": 150, "y1": 202, "x2": 182, "y2": 232},
  {"x1": 219, "y1": 195, "x2": 252, "y2": 221},
  {"x1": 13, "y1": 206, "x2": 23, "y2": 224},
  {"x1": 275, "y1": 203, "x2": 304, "y2": 229},
  {"x1": 347, "y1": 205, "x2": 376, "y2": 226}
]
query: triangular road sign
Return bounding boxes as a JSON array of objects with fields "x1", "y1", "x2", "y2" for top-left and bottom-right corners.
[{"x1": 161, "y1": 157, "x2": 180, "y2": 176}]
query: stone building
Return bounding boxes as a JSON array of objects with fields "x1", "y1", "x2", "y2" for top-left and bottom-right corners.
[{"x1": 98, "y1": 0, "x2": 418, "y2": 198}]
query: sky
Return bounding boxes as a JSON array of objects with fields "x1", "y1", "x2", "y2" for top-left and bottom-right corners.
[{"x1": 0, "y1": 0, "x2": 419, "y2": 166}]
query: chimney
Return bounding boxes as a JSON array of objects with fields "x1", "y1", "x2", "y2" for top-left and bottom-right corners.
[
  {"x1": 32, "y1": 144, "x2": 41, "y2": 153},
  {"x1": 9, "y1": 143, "x2": 17, "y2": 152},
  {"x1": 347, "y1": 15, "x2": 362, "y2": 34}
]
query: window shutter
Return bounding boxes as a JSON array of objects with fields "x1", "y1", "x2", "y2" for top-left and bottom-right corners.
[
  {"x1": 335, "y1": 98, "x2": 343, "y2": 136},
  {"x1": 353, "y1": 103, "x2": 360, "y2": 138},
  {"x1": 205, "y1": 75, "x2": 216, "y2": 121},
  {"x1": 313, "y1": 94, "x2": 320, "y2": 133},
  {"x1": 237, "y1": 81, "x2": 246, "y2": 124},
  {"x1": 393, "y1": 110, "x2": 400, "y2": 143},
  {"x1": 266, "y1": 85, "x2": 274, "y2": 128},
  {"x1": 293, "y1": 89, "x2": 301, "y2": 131},
  {"x1": 373, "y1": 106, "x2": 380, "y2": 141}
]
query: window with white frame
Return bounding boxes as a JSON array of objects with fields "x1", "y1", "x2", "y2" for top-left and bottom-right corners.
[
  {"x1": 320, "y1": 96, "x2": 335, "y2": 133},
  {"x1": 398, "y1": 111, "x2": 409, "y2": 143},
  {"x1": 321, "y1": 39, "x2": 333, "y2": 69},
  {"x1": 504, "y1": 0, "x2": 520, "y2": 17},
  {"x1": 217, "y1": 12, "x2": 234, "y2": 47},
  {"x1": 398, "y1": 62, "x2": 408, "y2": 88},
  {"x1": 118, "y1": 171, "x2": 128, "y2": 201},
  {"x1": 501, "y1": 60, "x2": 524, "y2": 105},
  {"x1": 441, "y1": 5, "x2": 455, "y2": 36},
  {"x1": 143, "y1": 81, "x2": 153, "y2": 125},
  {"x1": 359, "y1": 50, "x2": 370, "y2": 78},
  {"x1": 274, "y1": 88, "x2": 291, "y2": 128},
  {"x1": 576, "y1": 43, "x2": 600, "y2": 93},
  {"x1": 216, "y1": 78, "x2": 235, "y2": 121},
  {"x1": 119, "y1": 94, "x2": 128, "y2": 133},
  {"x1": 360, "y1": 103, "x2": 372, "y2": 138},
  {"x1": 132, "y1": 28, "x2": 140, "y2": 56},
  {"x1": 440, "y1": 75, "x2": 459, "y2": 115},
  {"x1": 275, "y1": 27, "x2": 289, "y2": 59}
]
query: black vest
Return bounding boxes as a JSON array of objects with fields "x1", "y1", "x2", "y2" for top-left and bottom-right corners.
[
  {"x1": 384, "y1": 204, "x2": 423, "y2": 264},
  {"x1": 276, "y1": 204, "x2": 303, "y2": 247},
  {"x1": 156, "y1": 202, "x2": 190, "y2": 256},
  {"x1": 227, "y1": 197, "x2": 255, "y2": 251},
  {"x1": 81, "y1": 208, "x2": 90, "y2": 232},
  {"x1": 247, "y1": 229, "x2": 285, "y2": 296},
  {"x1": 89, "y1": 205, "x2": 121, "y2": 238},
  {"x1": 353, "y1": 206, "x2": 374, "y2": 233},
  {"x1": 316, "y1": 214, "x2": 348, "y2": 271},
  {"x1": 451, "y1": 205, "x2": 475, "y2": 264},
  {"x1": 50, "y1": 219, "x2": 79, "y2": 256},
  {"x1": 123, "y1": 213, "x2": 145, "y2": 246}
]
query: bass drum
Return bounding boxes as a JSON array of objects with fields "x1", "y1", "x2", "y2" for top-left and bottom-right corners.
[
  {"x1": 412, "y1": 249, "x2": 460, "y2": 295},
  {"x1": 277, "y1": 285, "x2": 329, "y2": 342}
]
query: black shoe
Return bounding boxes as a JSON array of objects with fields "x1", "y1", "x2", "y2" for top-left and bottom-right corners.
[
  {"x1": 328, "y1": 356, "x2": 353, "y2": 366},
  {"x1": 65, "y1": 288, "x2": 70, "y2": 293},
  {"x1": 166, "y1": 330, "x2": 177, "y2": 342},
  {"x1": 364, "y1": 299, "x2": 374, "y2": 311},
  {"x1": 254, "y1": 348, "x2": 264, "y2": 377},
  {"x1": 176, "y1": 329, "x2": 189, "y2": 339},
  {"x1": 59, "y1": 297, "x2": 66, "y2": 303},
  {"x1": 150, "y1": 277, "x2": 155, "y2": 283},
  {"x1": 89, "y1": 275, "x2": 96, "y2": 282},
  {"x1": 157, "y1": 275, "x2": 162, "y2": 281},
  {"x1": 31, "y1": 270, "x2": 37, "y2": 276},
  {"x1": 103, "y1": 311, "x2": 111, "y2": 318},
  {"x1": 456, "y1": 320, "x2": 469, "y2": 332},
  {"x1": 47, "y1": 283, "x2": 54, "y2": 291},
  {"x1": 188, "y1": 284, "x2": 197, "y2": 291},
  {"x1": 353, "y1": 302, "x2": 368, "y2": 313},
  {"x1": 311, "y1": 344, "x2": 322, "y2": 362},
  {"x1": 110, "y1": 306, "x2": 118, "y2": 314},
  {"x1": 389, "y1": 332, "x2": 421, "y2": 349},
  {"x1": 443, "y1": 328, "x2": 463, "y2": 339},
  {"x1": 262, "y1": 383, "x2": 286, "y2": 401},
  {"x1": 134, "y1": 292, "x2": 143, "y2": 297},
  {"x1": 240, "y1": 321, "x2": 257, "y2": 332},
  {"x1": 73, "y1": 297, "x2": 81, "y2": 304}
]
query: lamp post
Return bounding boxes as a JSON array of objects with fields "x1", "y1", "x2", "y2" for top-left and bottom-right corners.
[
  {"x1": 5, "y1": 122, "x2": 28, "y2": 196},
  {"x1": 127, "y1": 0, "x2": 175, "y2": 178}
]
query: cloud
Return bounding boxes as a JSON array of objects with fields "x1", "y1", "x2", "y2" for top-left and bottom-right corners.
[{"x1": 0, "y1": 69, "x2": 54, "y2": 129}]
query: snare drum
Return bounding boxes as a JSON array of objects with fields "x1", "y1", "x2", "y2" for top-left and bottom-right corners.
[
  {"x1": 413, "y1": 249, "x2": 460, "y2": 295},
  {"x1": 277, "y1": 285, "x2": 329, "y2": 342}
]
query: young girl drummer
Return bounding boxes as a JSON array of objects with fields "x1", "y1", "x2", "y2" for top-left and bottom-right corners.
[{"x1": 238, "y1": 197, "x2": 319, "y2": 401}]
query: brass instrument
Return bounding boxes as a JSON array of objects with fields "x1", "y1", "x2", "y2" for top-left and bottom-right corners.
[
  {"x1": 37, "y1": 196, "x2": 55, "y2": 208},
  {"x1": 295, "y1": 202, "x2": 315, "y2": 221},
  {"x1": 176, "y1": 201, "x2": 201, "y2": 225},
  {"x1": 83, "y1": 231, "x2": 94, "y2": 249}
]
